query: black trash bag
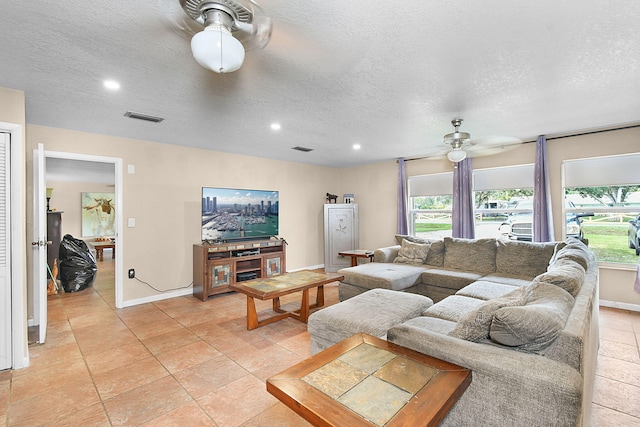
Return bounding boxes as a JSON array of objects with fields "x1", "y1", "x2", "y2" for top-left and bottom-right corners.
[{"x1": 59, "y1": 234, "x2": 97, "y2": 292}]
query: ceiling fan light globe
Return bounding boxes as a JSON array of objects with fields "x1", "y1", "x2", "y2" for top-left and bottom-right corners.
[
  {"x1": 191, "y1": 25, "x2": 245, "y2": 73},
  {"x1": 447, "y1": 148, "x2": 467, "y2": 163}
]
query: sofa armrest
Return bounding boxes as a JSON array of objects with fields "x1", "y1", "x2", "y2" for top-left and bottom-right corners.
[
  {"x1": 374, "y1": 245, "x2": 400, "y2": 263},
  {"x1": 388, "y1": 322, "x2": 583, "y2": 426}
]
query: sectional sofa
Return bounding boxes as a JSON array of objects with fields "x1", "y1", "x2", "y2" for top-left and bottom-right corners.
[{"x1": 308, "y1": 236, "x2": 599, "y2": 426}]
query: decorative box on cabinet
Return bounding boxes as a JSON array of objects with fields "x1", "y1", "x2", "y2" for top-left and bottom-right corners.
[
  {"x1": 193, "y1": 238, "x2": 287, "y2": 301},
  {"x1": 324, "y1": 204, "x2": 358, "y2": 272}
]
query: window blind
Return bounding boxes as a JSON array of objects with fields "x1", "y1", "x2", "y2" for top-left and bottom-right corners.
[
  {"x1": 473, "y1": 164, "x2": 534, "y2": 191},
  {"x1": 408, "y1": 172, "x2": 453, "y2": 197},
  {"x1": 564, "y1": 154, "x2": 640, "y2": 187}
]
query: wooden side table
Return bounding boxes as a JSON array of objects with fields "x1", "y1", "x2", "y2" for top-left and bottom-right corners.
[{"x1": 338, "y1": 250, "x2": 374, "y2": 267}]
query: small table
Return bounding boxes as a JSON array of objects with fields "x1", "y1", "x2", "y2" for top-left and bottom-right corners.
[
  {"x1": 268, "y1": 333, "x2": 471, "y2": 427},
  {"x1": 338, "y1": 250, "x2": 374, "y2": 267},
  {"x1": 93, "y1": 241, "x2": 115, "y2": 261},
  {"x1": 229, "y1": 270, "x2": 344, "y2": 330}
]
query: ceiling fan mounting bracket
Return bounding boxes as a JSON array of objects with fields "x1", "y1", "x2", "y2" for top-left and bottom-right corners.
[
  {"x1": 443, "y1": 118, "x2": 471, "y2": 146},
  {"x1": 180, "y1": 0, "x2": 253, "y2": 27}
]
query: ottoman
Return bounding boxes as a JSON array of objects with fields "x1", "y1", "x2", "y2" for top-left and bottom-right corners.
[{"x1": 307, "y1": 288, "x2": 433, "y2": 354}]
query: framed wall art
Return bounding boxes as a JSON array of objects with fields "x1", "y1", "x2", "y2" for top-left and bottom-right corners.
[{"x1": 81, "y1": 192, "x2": 116, "y2": 237}]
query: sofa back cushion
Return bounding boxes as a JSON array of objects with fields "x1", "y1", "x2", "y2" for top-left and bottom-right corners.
[
  {"x1": 532, "y1": 258, "x2": 585, "y2": 297},
  {"x1": 489, "y1": 282, "x2": 575, "y2": 353},
  {"x1": 443, "y1": 237, "x2": 497, "y2": 274},
  {"x1": 495, "y1": 240, "x2": 556, "y2": 278},
  {"x1": 394, "y1": 239, "x2": 430, "y2": 264}
]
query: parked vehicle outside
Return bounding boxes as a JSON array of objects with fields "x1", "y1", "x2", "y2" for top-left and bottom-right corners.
[
  {"x1": 499, "y1": 200, "x2": 593, "y2": 241},
  {"x1": 629, "y1": 214, "x2": 640, "y2": 256}
]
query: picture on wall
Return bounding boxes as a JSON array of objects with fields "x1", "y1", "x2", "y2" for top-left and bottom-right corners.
[{"x1": 82, "y1": 192, "x2": 116, "y2": 237}]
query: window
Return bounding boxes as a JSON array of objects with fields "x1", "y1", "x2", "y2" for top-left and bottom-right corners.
[
  {"x1": 408, "y1": 173, "x2": 453, "y2": 239},
  {"x1": 564, "y1": 154, "x2": 640, "y2": 265},
  {"x1": 474, "y1": 165, "x2": 534, "y2": 239}
]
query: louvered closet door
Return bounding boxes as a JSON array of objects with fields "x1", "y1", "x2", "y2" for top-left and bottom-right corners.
[{"x1": 0, "y1": 132, "x2": 11, "y2": 370}]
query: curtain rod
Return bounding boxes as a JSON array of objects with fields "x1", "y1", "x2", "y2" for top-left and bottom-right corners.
[{"x1": 399, "y1": 121, "x2": 640, "y2": 162}]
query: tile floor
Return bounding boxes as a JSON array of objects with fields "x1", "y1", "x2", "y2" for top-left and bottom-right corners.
[{"x1": 1, "y1": 258, "x2": 639, "y2": 426}]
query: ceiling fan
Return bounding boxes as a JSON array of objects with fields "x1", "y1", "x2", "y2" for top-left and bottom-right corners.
[
  {"x1": 179, "y1": 0, "x2": 273, "y2": 73},
  {"x1": 425, "y1": 118, "x2": 523, "y2": 162}
]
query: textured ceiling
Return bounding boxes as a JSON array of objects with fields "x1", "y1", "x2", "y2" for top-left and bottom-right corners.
[{"x1": 2, "y1": 1, "x2": 639, "y2": 167}]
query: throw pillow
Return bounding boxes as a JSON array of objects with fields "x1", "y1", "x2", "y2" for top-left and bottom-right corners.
[
  {"x1": 448, "y1": 287, "x2": 526, "y2": 342},
  {"x1": 489, "y1": 282, "x2": 575, "y2": 353},
  {"x1": 393, "y1": 239, "x2": 430, "y2": 264}
]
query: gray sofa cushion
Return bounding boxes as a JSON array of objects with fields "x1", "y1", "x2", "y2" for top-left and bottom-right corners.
[
  {"x1": 533, "y1": 258, "x2": 585, "y2": 297},
  {"x1": 490, "y1": 282, "x2": 575, "y2": 353},
  {"x1": 554, "y1": 247, "x2": 590, "y2": 271},
  {"x1": 495, "y1": 240, "x2": 556, "y2": 278},
  {"x1": 423, "y1": 295, "x2": 485, "y2": 322},
  {"x1": 455, "y1": 280, "x2": 520, "y2": 300},
  {"x1": 307, "y1": 289, "x2": 433, "y2": 354},
  {"x1": 338, "y1": 263, "x2": 426, "y2": 291},
  {"x1": 480, "y1": 273, "x2": 533, "y2": 287},
  {"x1": 393, "y1": 239, "x2": 430, "y2": 264},
  {"x1": 443, "y1": 237, "x2": 497, "y2": 274},
  {"x1": 393, "y1": 316, "x2": 458, "y2": 336},
  {"x1": 448, "y1": 287, "x2": 526, "y2": 342},
  {"x1": 420, "y1": 268, "x2": 482, "y2": 291},
  {"x1": 394, "y1": 235, "x2": 444, "y2": 267}
]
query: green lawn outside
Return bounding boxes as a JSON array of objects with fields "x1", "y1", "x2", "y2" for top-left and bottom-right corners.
[
  {"x1": 415, "y1": 223, "x2": 452, "y2": 232},
  {"x1": 582, "y1": 223, "x2": 637, "y2": 264}
]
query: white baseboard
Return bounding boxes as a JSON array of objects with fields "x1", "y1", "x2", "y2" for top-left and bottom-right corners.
[
  {"x1": 289, "y1": 264, "x2": 324, "y2": 272},
  {"x1": 599, "y1": 299, "x2": 640, "y2": 313},
  {"x1": 121, "y1": 288, "x2": 193, "y2": 308}
]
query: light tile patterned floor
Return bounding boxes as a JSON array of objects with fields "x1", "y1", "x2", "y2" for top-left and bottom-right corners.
[{"x1": 1, "y1": 258, "x2": 639, "y2": 426}]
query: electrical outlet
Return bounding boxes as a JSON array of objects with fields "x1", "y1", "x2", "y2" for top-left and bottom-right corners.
[{"x1": 128, "y1": 269, "x2": 135, "y2": 279}]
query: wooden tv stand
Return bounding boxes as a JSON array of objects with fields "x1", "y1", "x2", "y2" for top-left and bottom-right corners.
[{"x1": 193, "y1": 238, "x2": 286, "y2": 301}]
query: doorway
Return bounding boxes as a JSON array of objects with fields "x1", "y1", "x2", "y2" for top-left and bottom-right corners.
[{"x1": 33, "y1": 151, "x2": 123, "y2": 344}]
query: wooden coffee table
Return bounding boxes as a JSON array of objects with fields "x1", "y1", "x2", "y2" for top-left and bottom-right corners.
[
  {"x1": 229, "y1": 270, "x2": 344, "y2": 330},
  {"x1": 92, "y1": 241, "x2": 115, "y2": 261},
  {"x1": 267, "y1": 333, "x2": 471, "y2": 427}
]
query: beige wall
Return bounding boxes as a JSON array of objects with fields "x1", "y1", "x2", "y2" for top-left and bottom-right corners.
[{"x1": 26, "y1": 125, "x2": 340, "y2": 303}]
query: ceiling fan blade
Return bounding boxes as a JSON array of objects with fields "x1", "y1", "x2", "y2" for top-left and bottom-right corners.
[
  {"x1": 470, "y1": 136, "x2": 522, "y2": 147},
  {"x1": 234, "y1": 16, "x2": 273, "y2": 50},
  {"x1": 467, "y1": 143, "x2": 522, "y2": 158}
]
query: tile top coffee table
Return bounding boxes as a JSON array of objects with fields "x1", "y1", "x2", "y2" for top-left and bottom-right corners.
[
  {"x1": 229, "y1": 270, "x2": 344, "y2": 330},
  {"x1": 267, "y1": 333, "x2": 471, "y2": 427}
]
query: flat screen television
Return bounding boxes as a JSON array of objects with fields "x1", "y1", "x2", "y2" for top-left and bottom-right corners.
[{"x1": 201, "y1": 187, "x2": 279, "y2": 242}]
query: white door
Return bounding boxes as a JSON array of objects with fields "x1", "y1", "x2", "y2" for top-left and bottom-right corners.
[
  {"x1": 32, "y1": 144, "x2": 47, "y2": 343},
  {"x1": 0, "y1": 133, "x2": 11, "y2": 369}
]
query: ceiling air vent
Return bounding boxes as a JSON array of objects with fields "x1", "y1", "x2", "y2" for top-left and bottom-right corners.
[
  {"x1": 292, "y1": 146, "x2": 313, "y2": 152},
  {"x1": 124, "y1": 111, "x2": 164, "y2": 123}
]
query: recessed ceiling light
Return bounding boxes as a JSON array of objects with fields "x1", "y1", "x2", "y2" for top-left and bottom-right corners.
[
  {"x1": 104, "y1": 80, "x2": 120, "y2": 90},
  {"x1": 353, "y1": 144, "x2": 361, "y2": 150},
  {"x1": 271, "y1": 123, "x2": 281, "y2": 131}
]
